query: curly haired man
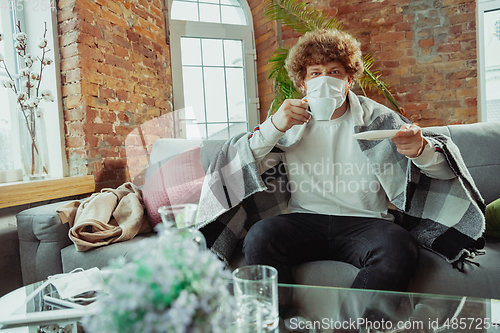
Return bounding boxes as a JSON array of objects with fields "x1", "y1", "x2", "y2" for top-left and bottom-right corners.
[{"x1": 244, "y1": 29, "x2": 456, "y2": 292}]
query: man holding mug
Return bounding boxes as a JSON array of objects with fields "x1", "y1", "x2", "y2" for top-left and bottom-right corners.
[{"x1": 244, "y1": 28, "x2": 457, "y2": 292}]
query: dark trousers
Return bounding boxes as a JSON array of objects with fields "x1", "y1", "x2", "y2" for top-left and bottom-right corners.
[{"x1": 243, "y1": 213, "x2": 419, "y2": 292}]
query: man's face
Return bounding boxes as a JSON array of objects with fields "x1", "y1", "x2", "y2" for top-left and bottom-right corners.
[{"x1": 301, "y1": 60, "x2": 351, "y2": 95}]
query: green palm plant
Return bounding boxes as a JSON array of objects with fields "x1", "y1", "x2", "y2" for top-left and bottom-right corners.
[
  {"x1": 359, "y1": 54, "x2": 401, "y2": 113},
  {"x1": 264, "y1": 0, "x2": 403, "y2": 117}
]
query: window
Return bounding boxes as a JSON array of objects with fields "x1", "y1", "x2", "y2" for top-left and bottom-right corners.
[
  {"x1": 171, "y1": 0, "x2": 247, "y2": 25},
  {"x1": 0, "y1": 11, "x2": 19, "y2": 172},
  {"x1": 0, "y1": 8, "x2": 66, "y2": 179},
  {"x1": 478, "y1": 0, "x2": 500, "y2": 122},
  {"x1": 169, "y1": 0, "x2": 259, "y2": 140}
]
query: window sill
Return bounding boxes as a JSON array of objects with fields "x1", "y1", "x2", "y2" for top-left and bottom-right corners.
[{"x1": 0, "y1": 175, "x2": 95, "y2": 209}]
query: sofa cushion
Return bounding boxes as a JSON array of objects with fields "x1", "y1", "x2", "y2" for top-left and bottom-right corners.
[
  {"x1": 61, "y1": 233, "x2": 156, "y2": 273},
  {"x1": 145, "y1": 139, "x2": 204, "y2": 183},
  {"x1": 17, "y1": 201, "x2": 74, "y2": 285},
  {"x1": 485, "y1": 198, "x2": 500, "y2": 239},
  {"x1": 408, "y1": 241, "x2": 500, "y2": 299},
  {"x1": 143, "y1": 146, "x2": 205, "y2": 228},
  {"x1": 429, "y1": 122, "x2": 500, "y2": 206}
]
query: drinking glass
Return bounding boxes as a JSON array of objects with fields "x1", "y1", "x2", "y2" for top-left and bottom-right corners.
[
  {"x1": 157, "y1": 204, "x2": 207, "y2": 250},
  {"x1": 232, "y1": 265, "x2": 279, "y2": 332}
]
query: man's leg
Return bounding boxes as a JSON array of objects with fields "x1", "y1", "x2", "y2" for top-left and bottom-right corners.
[
  {"x1": 243, "y1": 213, "x2": 331, "y2": 284},
  {"x1": 330, "y1": 216, "x2": 420, "y2": 326},
  {"x1": 329, "y1": 216, "x2": 419, "y2": 292},
  {"x1": 243, "y1": 214, "x2": 419, "y2": 289}
]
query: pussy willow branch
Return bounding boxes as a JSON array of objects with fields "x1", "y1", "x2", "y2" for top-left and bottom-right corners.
[
  {"x1": 0, "y1": 61, "x2": 18, "y2": 95},
  {"x1": 36, "y1": 22, "x2": 48, "y2": 96},
  {"x1": 14, "y1": 22, "x2": 41, "y2": 171},
  {"x1": 14, "y1": 21, "x2": 32, "y2": 100}
]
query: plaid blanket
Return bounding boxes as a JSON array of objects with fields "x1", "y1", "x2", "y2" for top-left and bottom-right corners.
[{"x1": 197, "y1": 92, "x2": 485, "y2": 265}]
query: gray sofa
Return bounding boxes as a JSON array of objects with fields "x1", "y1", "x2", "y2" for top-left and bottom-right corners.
[{"x1": 17, "y1": 121, "x2": 500, "y2": 299}]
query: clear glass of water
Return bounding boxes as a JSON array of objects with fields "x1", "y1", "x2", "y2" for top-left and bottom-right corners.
[
  {"x1": 232, "y1": 265, "x2": 279, "y2": 332},
  {"x1": 157, "y1": 204, "x2": 207, "y2": 250}
]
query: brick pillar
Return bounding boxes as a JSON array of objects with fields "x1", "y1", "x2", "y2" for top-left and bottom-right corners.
[
  {"x1": 248, "y1": 0, "x2": 281, "y2": 122},
  {"x1": 58, "y1": 0, "x2": 174, "y2": 190}
]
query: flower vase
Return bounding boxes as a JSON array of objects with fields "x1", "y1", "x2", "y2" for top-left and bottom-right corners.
[
  {"x1": 158, "y1": 204, "x2": 207, "y2": 250},
  {"x1": 18, "y1": 107, "x2": 50, "y2": 180}
]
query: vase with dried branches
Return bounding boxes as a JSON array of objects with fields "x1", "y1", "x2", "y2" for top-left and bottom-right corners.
[{"x1": 0, "y1": 22, "x2": 54, "y2": 180}]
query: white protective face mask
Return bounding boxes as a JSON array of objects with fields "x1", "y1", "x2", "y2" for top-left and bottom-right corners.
[
  {"x1": 305, "y1": 76, "x2": 348, "y2": 121},
  {"x1": 48, "y1": 267, "x2": 105, "y2": 301}
]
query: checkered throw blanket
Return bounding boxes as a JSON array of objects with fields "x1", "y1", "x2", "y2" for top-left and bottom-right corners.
[{"x1": 197, "y1": 92, "x2": 486, "y2": 265}]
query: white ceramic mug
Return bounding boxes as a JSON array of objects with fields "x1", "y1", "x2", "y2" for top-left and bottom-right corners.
[{"x1": 306, "y1": 97, "x2": 337, "y2": 121}]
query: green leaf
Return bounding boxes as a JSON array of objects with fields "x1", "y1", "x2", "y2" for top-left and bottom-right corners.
[
  {"x1": 358, "y1": 66, "x2": 401, "y2": 113},
  {"x1": 264, "y1": 0, "x2": 342, "y2": 34},
  {"x1": 267, "y1": 47, "x2": 290, "y2": 80},
  {"x1": 363, "y1": 54, "x2": 375, "y2": 71}
]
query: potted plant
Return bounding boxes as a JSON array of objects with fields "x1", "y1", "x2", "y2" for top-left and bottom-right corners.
[
  {"x1": 83, "y1": 225, "x2": 236, "y2": 333},
  {"x1": 0, "y1": 22, "x2": 54, "y2": 180}
]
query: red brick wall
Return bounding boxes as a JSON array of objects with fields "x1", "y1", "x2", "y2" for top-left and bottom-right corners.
[
  {"x1": 58, "y1": 0, "x2": 173, "y2": 190},
  {"x1": 56, "y1": 0, "x2": 478, "y2": 188},
  {"x1": 255, "y1": 0, "x2": 478, "y2": 127}
]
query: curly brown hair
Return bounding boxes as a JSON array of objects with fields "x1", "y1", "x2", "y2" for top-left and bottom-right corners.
[{"x1": 285, "y1": 29, "x2": 364, "y2": 89}]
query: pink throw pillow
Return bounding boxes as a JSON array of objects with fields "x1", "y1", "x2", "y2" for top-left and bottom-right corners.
[{"x1": 143, "y1": 146, "x2": 205, "y2": 228}]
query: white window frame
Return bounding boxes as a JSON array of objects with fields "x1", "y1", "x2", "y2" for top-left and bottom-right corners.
[
  {"x1": 477, "y1": 0, "x2": 500, "y2": 122},
  {"x1": 168, "y1": 0, "x2": 259, "y2": 139},
  {"x1": 0, "y1": 6, "x2": 67, "y2": 178},
  {"x1": 0, "y1": 10, "x2": 21, "y2": 173}
]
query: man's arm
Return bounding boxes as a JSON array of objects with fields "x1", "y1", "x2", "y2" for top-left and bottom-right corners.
[
  {"x1": 409, "y1": 138, "x2": 456, "y2": 180},
  {"x1": 249, "y1": 117, "x2": 285, "y2": 165},
  {"x1": 392, "y1": 124, "x2": 455, "y2": 180},
  {"x1": 250, "y1": 99, "x2": 310, "y2": 165}
]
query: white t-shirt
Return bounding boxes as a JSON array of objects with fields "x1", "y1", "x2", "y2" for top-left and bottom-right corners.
[{"x1": 249, "y1": 107, "x2": 455, "y2": 219}]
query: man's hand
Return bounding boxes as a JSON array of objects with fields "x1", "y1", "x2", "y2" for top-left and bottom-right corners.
[
  {"x1": 271, "y1": 99, "x2": 311, "y2": 133},
  {"x1": 392, "y1": 124, "x2": 427, "y2": 158}
]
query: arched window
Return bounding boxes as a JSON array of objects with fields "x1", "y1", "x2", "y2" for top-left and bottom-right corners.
[
  {"x1": 171, "y1": 0, "x2": 247, "y2": 25},
  {"x1": 168, "y1": 0, "x2": 259, "y2": 140}
]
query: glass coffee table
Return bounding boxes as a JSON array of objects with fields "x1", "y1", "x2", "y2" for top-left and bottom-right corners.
[
  {"x1": 0, "y1": 281, "x2": 93, "y2": 333},
  {"x1": 1, "y1": 280, "x2": 500, "y2": 333},
  {"x1": 275, "y1": 284, "x2": 500, "y2": 332}
]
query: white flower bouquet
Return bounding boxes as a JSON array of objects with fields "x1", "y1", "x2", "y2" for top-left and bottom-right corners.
[
  {"x1": 0, "y1": 22, "x2": 54, "y2": 178},
  {"x1": 83, "y1": 226, "x2": 236, "y2": 333}
]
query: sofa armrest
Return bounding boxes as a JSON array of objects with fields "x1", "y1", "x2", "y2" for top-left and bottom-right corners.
[{"x1": 17, "y1": 201, "x2": 74, "y2": 285}]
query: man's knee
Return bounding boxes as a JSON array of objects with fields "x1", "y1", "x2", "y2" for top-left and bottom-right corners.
[
  {"x1": 394, "y1": 228, "x2": 419, "y2": 262},
  {"x1": 375, "y1": 225, "x2": 419, "y2": 269},
  {"x1": 243, "y1": 217, "x2": 290, "y2": 263},
  {"x1": 244, "y1": 219, "x2": 275, "y2": 248},
  {"x1": 244, "y1": 219, "x2": 277, "y2": 257}
]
